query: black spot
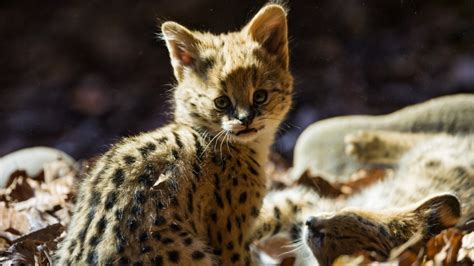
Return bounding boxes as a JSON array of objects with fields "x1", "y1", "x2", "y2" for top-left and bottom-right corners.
[
  {"x1": 115, "y1": 209, "x2": 124, "y2": 220},
  {"x1": 272, "y1": 222, "x2": 282, "y2": 235},
  {"x1": 152, "y1": 231, "x2": 161, "y2": 241},
  {"x1": 131, "y1": 204, "x2": 143, "y2": 216},
  {"x1": 217, "y1": 231, "x2": 223, "y2": 244},
  {"x1": 233, "y1": 178, "x2": 239, "y2": 186},
  {"x1": 119, "y1": 256, "x2": 130, "y2": 265},
  {"x1": 238, "y1": 233, "x2": 243, "y2": 245},
  {"x1": 192, "y1": 162, "x2": 201, "y2": 178},
  {"x1": 210, "y1": 210, "x2": 218, "y2": 223},
  {"x1": 239, "y1": 192, "x2": 247, "y2": 204},
  {"x1": 248, "y1": 164, "x2": 258, "y2": 176},
  {"x1": 227, "y1": 241, "x2": 234, "y2": 250},
  {"x1": 173, "y1": 132, "x2": 183, "y2": 148},
  {"x1": 167, "y1": 250, "x2": 180, "y2": 263},
  {"x1": 115, "y1": 227, "x2": 126, "y2": 253},
  {"x1": 170, "y1": 222, "x2": 182, "y2": 232},
  {"x1": 89, "y1": 235, "x2": 100, "y2": 247},
  {"x1": 214, "y1": 174, "x2": 221, "y2": 190},
  {"x1": 139, "y1": 142, "x2": 156, "y2": 157},
  {"x1": 116, "y1": 242, "x2": 125, "y2": 254},
  {"x1": 245, "y1": 256, "x2": 251, "y2": 266},
  {"x1": 214, "y1": 249, "x2": 222, "y2": 256},
  {"x1": 290, "y1": 223, "x2": 302, "y2": 240},
  {"x1": 113, "y1": 168, "x2": 125, "y2": 187},
  {"x1": 225, "y1": 189, "x2": 232, "y2": 205},
  {"x1": 90, "y1": 190, "x2": 101, "y2": 206},
  {"x1": 187, "y1": 190, "x2": 194, "y2": 214},
  {"x1": 183, "y1": 237, "x2": 193, "y2": 246},
  {"x1": 162, "y1": 237, "x2": 174, "y2": 245},
  {"x1": 134, "y1": 190, "x2": 146, "y2": 204},
  {"x1": 123, "y1": 155, "x2": 136, "y2": 164},
  {"x1": 128, "y1": 218, "x2": 138, "y2": 232},
  {"x1": 192, "y1": 250, "x2": 206, "y2": 260},
  {"x1": 86, "y1": 250, "x2": 98, "y2": 264},
  {"x1": 96, "y1": 216, "x2": 107, "y2": 233},
  {"x1": 227, "y1": 217, "x2": 232, "y2": 232},
  {"x1": 105, "y1": 191, "x2": 117, "y2": 210},
  {"x1": 156, "y1": 201, "x2": 166, "y2": 210},
  {"x1": 141, "y1": 245, "x2": 152, "y2": 254},
  {"x1": 193, "y1": 133, "x2": 204, "y2": 159},
  {"x1": 139, "y1": 232, "x2": 149, "y2": 242},
  {"x1": 172, "y1": 149, "x2": 179, "y2": 159},
  {"x1": 274, "y1": 207, "x2": 281, "y2": 219},
  {"x1": 105, "y1": 257, "x2": 114, "y2": 266},
  {"x1": 214, "y1": 191, "x2": 224, "y2": 208},
  {"x1": 139, "y1": 164, "x2": 155, "y2": 186},
  {"x1": 154, "y1": 215, "x2": 166, "y2": 226},
  {"x1": 133, "y1": 262, "x2": 144, "y2": 266},
  {"x1": 231, "y1": 253, "x2": 241, "y2": 263},
  {"x1": 235, "y1": 216, "x2": 242, "y2": 229},
  {"x1": 153, "y1": 255, "x2": 164, "y2": 266},
  {"x1": 251, "y1": 206, "x2": 259, "y2": 217}
]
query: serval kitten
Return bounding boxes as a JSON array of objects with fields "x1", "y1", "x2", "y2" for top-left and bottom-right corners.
[{"x1": 55, "y1": 4, "x2": 293, "y2": 265}]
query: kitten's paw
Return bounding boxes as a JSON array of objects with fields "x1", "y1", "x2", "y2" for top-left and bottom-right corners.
[{"x1": 344, "y1": 131, "x2": 384, "y2": 163}]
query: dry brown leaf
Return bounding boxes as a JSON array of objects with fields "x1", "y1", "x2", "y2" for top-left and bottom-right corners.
[
  {"x1": 296, "y1": 170, "x2": 343, "y2": 198},
  {"x1": 335, "y1": 168, "x2": 388, "y2": 195},
  {"x1": 426, "y1": 228, "x2": 463, "y2": 263},
  {"x1": 458, "y1": 231, "x2": 474, "y2": 262},
  {"x1": 0, "y1": 202, "x2": 31, "y2": 235}
]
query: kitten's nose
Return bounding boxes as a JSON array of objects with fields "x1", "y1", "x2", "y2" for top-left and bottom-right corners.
[{"x1": 236, "y1": 112, "x2": 255, "y2": 126}]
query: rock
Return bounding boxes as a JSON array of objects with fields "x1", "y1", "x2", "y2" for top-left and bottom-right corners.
[{"x1": 0, "y1": 147, "x2": 75, "y2": 188}]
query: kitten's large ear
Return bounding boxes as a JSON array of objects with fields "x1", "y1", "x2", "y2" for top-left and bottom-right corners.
[
  {"x1": 413, "y1": 193, "x2": 461, "y2": 235},
  {"x1": 161, "y1": 21, "x2": 200, "y2": 81},
  {"x1": 244, "y1": 4, "x2": 289, "y2": 69}
]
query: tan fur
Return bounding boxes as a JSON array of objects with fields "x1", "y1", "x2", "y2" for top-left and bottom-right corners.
[
  {"x1": 253, "y1": 133, "x2": 474, "y2": 266},
  {"x1": 292, "y1": 94, "x2": 474, "y2": 182},
  {"x1": 55, "y1": 4, "x2": 293, "y2": 265}
]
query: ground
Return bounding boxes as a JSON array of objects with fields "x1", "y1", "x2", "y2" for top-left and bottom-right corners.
[{"x1": 0, "y1": 154, "x2": 472, "y2": 265}]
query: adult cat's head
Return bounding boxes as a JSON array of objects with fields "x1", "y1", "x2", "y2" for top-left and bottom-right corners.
[{"x1": 162, "y1": 4, "x2": 293, "y2": 143}]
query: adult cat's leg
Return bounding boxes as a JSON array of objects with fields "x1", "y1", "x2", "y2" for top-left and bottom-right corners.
[{"x1": 345, "y1": 130, "x2": 438, "y2": 164}]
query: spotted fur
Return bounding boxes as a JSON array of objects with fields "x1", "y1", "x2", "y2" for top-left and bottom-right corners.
[
  {"x1": 253, "y1": 133, "x2": 474, "y2": 266},
  {"x1": 55, "y1": 4, "x2": 293, "y2": 265}
]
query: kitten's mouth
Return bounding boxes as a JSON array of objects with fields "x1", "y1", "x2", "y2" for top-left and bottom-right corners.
[{"x1": 235, "y1": 128, "x2": 258, "y2": 136}]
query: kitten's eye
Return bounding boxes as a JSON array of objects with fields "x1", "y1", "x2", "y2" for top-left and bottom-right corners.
[
  {"x1": 214, "y1": 96, "x2": 232, "y2": 110},
  {"x1": 253, "y1": 90, "x2": 268, "y2": 104}
]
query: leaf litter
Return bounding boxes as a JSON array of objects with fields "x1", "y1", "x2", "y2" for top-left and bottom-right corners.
[{"x1": 0, "y1": 155, "x2": 472, "y2": 265}]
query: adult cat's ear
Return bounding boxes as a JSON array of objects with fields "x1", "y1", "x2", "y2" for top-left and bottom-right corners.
[
  {"x1": 413, "y1": 193, "x2": 461, "y2": 235},
  {"x1": 244, "y1": 4, "x2": 289, "y2": 69},
  {"x1": 161, "y1": 21, "x2": 200, "y2": 81}
]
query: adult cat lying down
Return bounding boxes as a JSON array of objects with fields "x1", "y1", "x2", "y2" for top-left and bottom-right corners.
[{"x1": 253, "y1": 132, "x2": 474, "y2": 265}]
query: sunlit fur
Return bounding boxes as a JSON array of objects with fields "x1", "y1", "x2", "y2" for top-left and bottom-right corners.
[
  {"x1": 252, "y1": 134, "x2": 473, "y2": 266},
  {"x1": 55, "y1": 4, "x2": 294, "y2": 265},
  {"x1": 165, "y1": 10, "x2": 293, "y2": 155}
]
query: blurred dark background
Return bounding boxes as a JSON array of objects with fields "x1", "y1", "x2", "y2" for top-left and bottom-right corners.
[{"x1": 1, "y1": 0, "x2": 473, "y2": 160}]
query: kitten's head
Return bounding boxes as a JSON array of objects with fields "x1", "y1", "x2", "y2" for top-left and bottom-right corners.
[{"x1": 161, "y1": 4, "x2": 293, "y2": 143}]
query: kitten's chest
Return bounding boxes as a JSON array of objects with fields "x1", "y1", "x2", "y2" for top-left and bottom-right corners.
[{"x1": 190, "y1": 149, "x2": 267, "y2": 225}]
